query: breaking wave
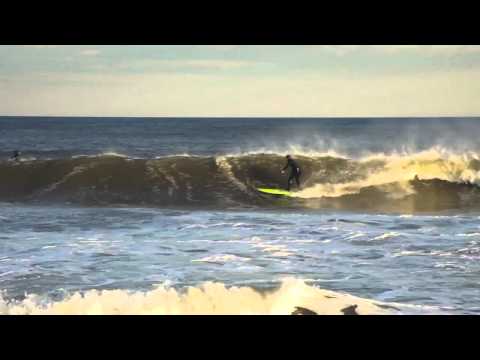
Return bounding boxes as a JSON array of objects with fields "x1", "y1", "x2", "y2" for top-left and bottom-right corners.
[
  {"x1": 0, "y1": 278, "x2": 424, "y2": 315},
  {"x1": 1, "y1": 148, "x2": 480, "y2": 212}
]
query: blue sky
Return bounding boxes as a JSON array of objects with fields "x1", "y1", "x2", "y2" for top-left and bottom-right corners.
[{"x1": 1, "y1": 45, "x2": 479, "y2": 116}]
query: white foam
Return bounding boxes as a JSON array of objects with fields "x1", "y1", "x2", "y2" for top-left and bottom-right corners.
[
  {"x1": 192, "y1": 254, "x2": 251, "y2": 264},
  {"x1": 154, "y1": 154, "x2": 206, "y2": 159},
  {"x1": 392, "y1": 251, "x2": 427, "y2": 257},
  {"x1": 72, "y1": 152, "x2": 130, "y2": 159},
  {"x1": 180, "y1": 224, "x2": 209, "y2": 230},
  {"x1": 0, "y1": 278, "x2": 394, "y2": 315},
  {"x1": 295, "y1": 147, "x2": 480, "y2": 199},
  {"x1": 456, "y1": 233, "x2": 480, "y2": 237},
  {"x1": 270, "y1": 251, "x2": 294, "y2": 257},
  {"x1": 220, "y1": 147, "x2": 348, "y2": 159},
  {"x1": 434, "y1": 262, "x2": 466, "y2": 270},
  {"x1": 346, "y1": 232, "x2": 365, "y2": 240},
  {"x1": 431, "y1": 251, "x2": 454, "y2": 257},
  {"x1": 0, "y1": 271, "x2": 14, "y2": 278},
  {"x1": 291, "y1": 239, "x2": 318, "y2": 244},
  {"x1": 99, "y1": 152, "x2": 129, "y2": 158},
  {"x1": 232, "y1": 223, "x2": 251, "y2": 227},
  {"x1": 371, "y1": 232, "x2": 401, "y2": 241}
]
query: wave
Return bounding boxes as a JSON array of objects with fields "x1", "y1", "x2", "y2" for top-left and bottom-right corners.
[
  {"x1": 0, "y1": 278, "x2": 417, "y2": 315},
  {"x1": 1, "y1": 148, "x2": 480, "y2": 212}
]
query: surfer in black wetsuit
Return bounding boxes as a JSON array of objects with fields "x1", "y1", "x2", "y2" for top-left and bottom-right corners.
[
  {"x1": 282, "y1": 155, "x2": 301, "y2": 191},
  {"x1": 11, "y1": 150, "x2": 20, "y2": 162}
]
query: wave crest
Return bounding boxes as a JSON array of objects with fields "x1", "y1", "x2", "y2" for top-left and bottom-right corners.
[{"x1": 1, "y1": 148, "x2": 480, "y2": 212}]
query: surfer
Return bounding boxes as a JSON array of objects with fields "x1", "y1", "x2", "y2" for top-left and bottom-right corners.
[
  {"x1": 11, "y1": 150, "x2": 20, "y2": 162},
  {"x1": 281, "y1": 155, "x2": 301, "y2": 191}
]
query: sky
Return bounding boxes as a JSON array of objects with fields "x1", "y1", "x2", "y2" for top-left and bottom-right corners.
[{"x1": 0, "y1": 45, "x2": 479, "y2": 117}]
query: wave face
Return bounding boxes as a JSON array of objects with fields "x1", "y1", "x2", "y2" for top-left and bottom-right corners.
[{"x1": 2, "y1": 149, "x2": 480, "y2": 212}]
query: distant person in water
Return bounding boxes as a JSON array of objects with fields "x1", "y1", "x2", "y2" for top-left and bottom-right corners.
[
  {"x1": 11, "y1": 150, "x2": 20, "y2": 162},
  {"x1": 282, "y1": 155, "x2": 301, "y2": 191}
]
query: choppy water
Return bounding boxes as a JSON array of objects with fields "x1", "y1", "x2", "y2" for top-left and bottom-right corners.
[
  {"x1": 1, "y1": 205, "x2": 479, "y2": 314},
  {"x1": 1, "y1": 117, "x2": 480, "y2": 314}
]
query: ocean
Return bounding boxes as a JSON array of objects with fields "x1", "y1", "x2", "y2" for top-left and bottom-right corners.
[{"x1": 1, "y1": 116, "x2": 480, "y2": 314}]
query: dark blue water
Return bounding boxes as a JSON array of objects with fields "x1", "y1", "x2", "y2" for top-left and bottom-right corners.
[{"x1": 1, "y1": 117, "x2": 479, "y2": 159}]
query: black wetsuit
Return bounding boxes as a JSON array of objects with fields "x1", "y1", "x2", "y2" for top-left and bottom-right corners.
[
  {"x1": 283, "y1": 158, "x2": 301, "y2": 191},
  {"x1": 12, "y1": 151, "x2": 20, "y2": 162}
]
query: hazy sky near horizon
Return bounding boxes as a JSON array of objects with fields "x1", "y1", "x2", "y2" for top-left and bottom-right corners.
[{"x1": 1, "y1": 45, "x2": 479, "y2": 117}]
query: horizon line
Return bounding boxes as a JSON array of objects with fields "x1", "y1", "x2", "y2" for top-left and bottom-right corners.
[{"x1": 1, "y1": 115, "x2": 480, "y2": 119}]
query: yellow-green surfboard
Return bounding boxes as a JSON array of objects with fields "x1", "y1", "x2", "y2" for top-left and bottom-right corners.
[{"x1": 257, "y1": 188, "x2": 293, "y2": 197}]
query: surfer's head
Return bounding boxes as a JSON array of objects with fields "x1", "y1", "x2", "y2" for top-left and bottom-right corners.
[{"x1": 286, "y1": 155, "x2": 291, "y2": 159}]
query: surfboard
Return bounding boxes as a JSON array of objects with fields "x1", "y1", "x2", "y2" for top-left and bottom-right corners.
[{"x1": 257, "y1": 188, "x2": 293, "y2": 197}]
